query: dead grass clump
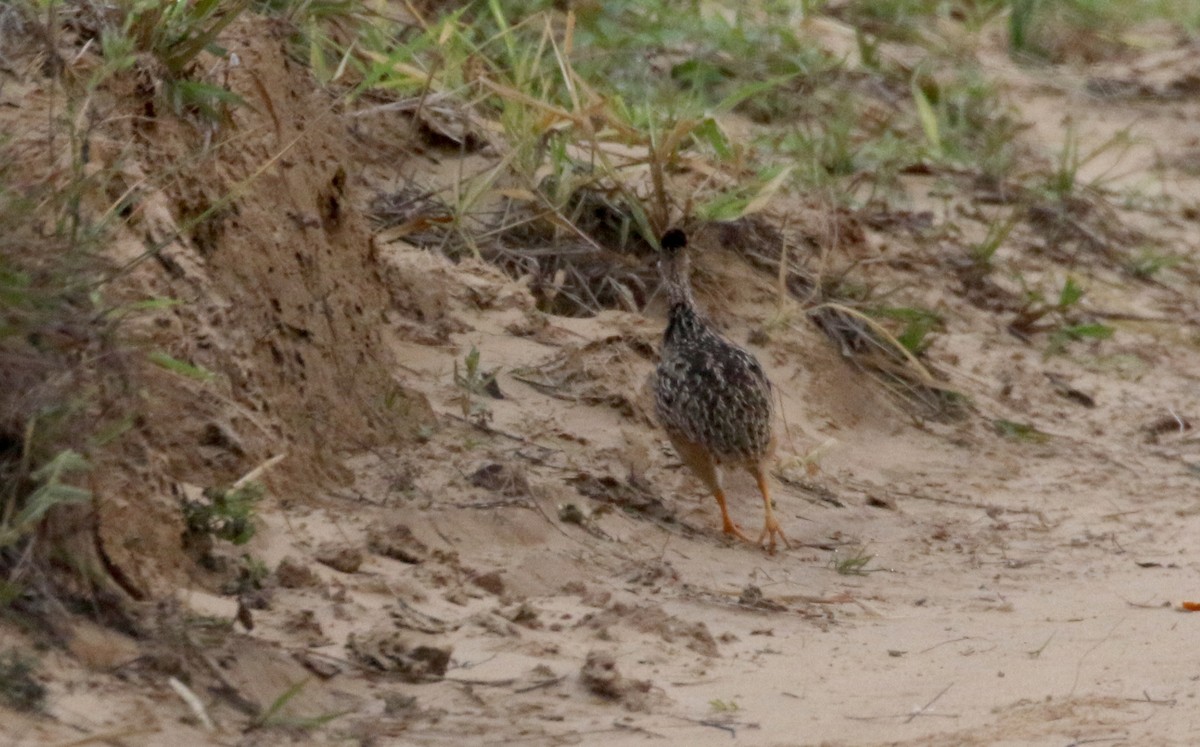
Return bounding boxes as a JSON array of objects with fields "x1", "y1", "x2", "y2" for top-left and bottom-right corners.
[
  {"x1": 381, "y1": 176, "x2": 660, "y2": 317},
  {"x1": 1025, "y1": 194, "x2": 1145, "y2": 271},
  {"x1": 488, "y1": 237, "x2": 654, "y2": 316},
  {"x1": 814, "y1": 304, "x2": 966, "y2": 419},
  {"x1": 369, "y1": 184, "x2": 455, "y2": 249},
  {"x1": 712, "y1": 214, "x2": 965, "y2": 419}
]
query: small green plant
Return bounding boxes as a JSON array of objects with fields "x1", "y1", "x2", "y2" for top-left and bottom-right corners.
[
  {"x1": 0, "y1": 650, "x2": 46, "y2": 712},
  {"x1": 1125, "y1": 249, "x2": 1181, "y2": 280},
  {"x1": 969, "y1": 212, "x2": 1019, "y2": 271},
  {"x1": 870, "y1": 307, "x2": 942, "y2": 356},
  {"x1": 1008, "y1": 0, "x2": 1037, "y2": 58},
  {"x1": 1046, "y1": 321, "x2": 1114, "y2": 356},
  {"x1": 248, "y1": 679, "x2": 349, "y2": 732},
  {"x1": 829, "y1": 545, "x2": 875, "y2": 576},
  {"x1": 709, "y1": 697, "x2": 740, "y2": 713},
  {"x1": 912, "y1": 77, "x2": 943, "y2": 161},
  {"x1": 117, "y1": 0, "x2": 250, "y2": 78},
  {"x1": 0, "y1": 450, "x2": 91, "y2": 550},
  {"x1": 1044, "y1": 125, "x2": 1134, "y2": 200},
  {"x1": 454, "y1": 346, "x2": 500, "y2": 425},
  {"x1": 695, "y1": 165, "x2": 794, "y2": 223},
  {"x1": 1009, "y1": 276, "x2": 1114, "y2": 355},
  {"x1": 911, "y1": 69, "x2": 1020, "y2": 176},
  {"x1": 93, "y1": 0, "x2": 250, "y2": 120},
  {"x1": 1005, "y1": 0, "x2": 1196, "y2": 62},
  {"x1": 993, "y1": 419, "x2": 1050, "y2": 444},
  {"x1": 147, "y1": 351, "x2": 217, "y2": 382},
  {"x1": 182, "y1": 481, "x2": 264, "y2": 546}
]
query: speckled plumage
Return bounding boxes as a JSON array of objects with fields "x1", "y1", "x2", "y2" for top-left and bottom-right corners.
[
  {"x1": 652, "y1": 228, "x2": 788, "y2": 551},
  {"x1": 655, "y1": 301, "x2": 774, "y2": 465}
]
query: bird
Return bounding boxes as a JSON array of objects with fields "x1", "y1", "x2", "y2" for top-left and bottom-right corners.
[{"x1": 652, "y1": 228, "x2": 789, "y2": 552}]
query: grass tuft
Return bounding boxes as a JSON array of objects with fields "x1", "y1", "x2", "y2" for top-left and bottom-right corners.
[
  {"x1": 0, "y1": 649, "x2": 46, "y2": 712},
  {"x1": 829, "y1": 545, "x2": 875, "y2": 576}
]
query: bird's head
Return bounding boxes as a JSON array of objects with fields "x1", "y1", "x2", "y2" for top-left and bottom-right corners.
[
  {"x1": 657, "y1": 228, "x2": 694, "y2": 306},
  {"x1": 659, "y1": 228, "x2": 688, "y2": 257}
]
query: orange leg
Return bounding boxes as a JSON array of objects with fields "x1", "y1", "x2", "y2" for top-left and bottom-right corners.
[
  {"x1": 753, "y1": 466, "x2": 790, "y2": 553},
  {"x1": 666, "y1": 432, "x2": 756, "y2": 545},
  {"x1": 712, "y1": 485, "x2": 754, "y2": 543}
]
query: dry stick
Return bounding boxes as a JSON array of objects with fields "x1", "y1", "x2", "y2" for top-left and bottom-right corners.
[
  {"x1": 666, "y1": 715, "x2": 739, "y2": 737},
  {"x1": 918, "y1": 636, "x2": 974, "y2": 655},
  {"x1": 232, "y1": 453, "x2": 286, "y2": 490},
  {"x1": 50, "y1": 730, "x2": 161, "y2": 747},
  {"x1": 440, "y1": 412, "x2": 565, "y2": 464},
  {"x1": 188, "y1": 638, "x2": 259, "y2": 717},
  {"x1": 1069, "y1": 617, "x2": 1125, "y2": 697},
  {"x1": 1085, "y1": 307, "x2": 1195, "y2": 325},
  {"x1": 526, "y1": 483, "x2": 584, "y2": 543},
  {"x1": 408, "y1": 56, "x2": 443, "y2": 146},
  {"x1": 1126, "y1": 690, "x2": 1177, "y2": 707},
  {"x1": 809, "y1": 302, "x2": 940, "y2": 385},
  {"x1": 846, "y1": 683, "x2": 959, "y2": 723},
  {"x1": 514, "y1": 675, "x2": 567, "y2": 694},
  {"x1": 168, "y1": 676, "x2": 216, "y2": 732},
  {"x1": 444, "y1": 676, "x2": 516, "y2": 688},
  {"x1": 612, "y1": 720, "x2": 666, "y2": 739},
  {"x1": 1027, "y1": 632, "x2": 1055, "y2": 658},
  {"x1": 904, "y1": 681, "x2": 955, "y2": 724},
  {"x1": 697, "y1": 720, "x2": 738, "y2": 736}
]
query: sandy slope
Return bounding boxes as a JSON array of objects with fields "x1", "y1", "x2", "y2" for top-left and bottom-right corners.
[{"x1": 8, "y1": 15, "x2": 1200, "y2": 747}]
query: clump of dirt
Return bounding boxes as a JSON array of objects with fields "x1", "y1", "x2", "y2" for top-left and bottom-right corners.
[
  {"x1": 568, "y1": 472, "x2": 679, "y2": 526},
  {"x1": 581, "y1": 602, "x2": 720, "y2": 657},
  {"x1": 366, "y1": 522, "x2": 429, "y2": 564},
  {"x1": 579, "y1": 650, "x2": 657, "y2": 711},
  {"x1": 347, "y1": 630, "x2": 452, "y2": 682}
]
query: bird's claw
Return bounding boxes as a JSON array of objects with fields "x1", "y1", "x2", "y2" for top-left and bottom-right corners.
[
  {"x1": 757, "y1": 521, "x2": 791, "y2": 554},
  {"x1": 721, "y1": 521, "x2": 755, "y2": 544}
]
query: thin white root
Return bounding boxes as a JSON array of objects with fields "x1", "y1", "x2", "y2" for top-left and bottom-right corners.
[{"x1": 168, "y1": 676, "x2": 215, "y2": 732}]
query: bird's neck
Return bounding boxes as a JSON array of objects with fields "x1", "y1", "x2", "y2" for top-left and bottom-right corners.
[
  {"x1": 662, "y1": 255, "x2": 697, "y2": 309},
  {"x1": 665, "y1": 298, "x2": 708, "y2": 346}
]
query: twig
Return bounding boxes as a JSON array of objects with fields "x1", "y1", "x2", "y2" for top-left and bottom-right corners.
[
  {"x1": 1084, "y1": 307, "x2": 1192, "y2": 325},
  {"x1": 442, "y1": 412, "x2": 560, "y2": 456},
  {"x1": 905, "y1": 681, "x2": 955, "y2": 724},
  {"x1": 514, "y1": 675, "x2": 567, "y2": 693},
  {"x1": 190, "y1": 644, "x2": 259, "y2": 716},
  {"x1": 168, "y1": 676, "x2": 215, "y2": 732},
  {"x1": 696, "y1": 719, "x2": 737, "y2": 736},
  {"x1": 920, "y1": 636, "x2": 973, "y2": 654},
  {"x1": 444, "y1": 676, "x2": 517, "y2": 688},
  {"x1": 51, "y1": 729, "x2": 161, "y2": 747},
  {"x1": 1070, "y1": 617, "x2": 1124, "y2": 696},
  {"x1": 1121, "y1": 596, "x2": 1166, "y2": 610},
  {"x1": 1126, "y1": 690, "x2": 1176, "y2": 706},
  {"x1": 1027, "y1": 632, "x2": 1055, "y2": 658},
  {"x1": 613, "y1": 720, "x2": 666, "y2": 739},
  {"x1": 232, "y1": 453, "x2": 286, "y2": 489}
]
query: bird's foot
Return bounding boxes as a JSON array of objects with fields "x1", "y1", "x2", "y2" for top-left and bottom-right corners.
[
  {"x1": 721, "y1": 519, "x2": 755, "y2": 544},
  {"x1": 757, "y1": 518, "x2": 791, "y2": 554}
]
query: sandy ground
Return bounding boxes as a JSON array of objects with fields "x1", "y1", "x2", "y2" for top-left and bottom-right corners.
[{"x1": 7, "y1": 13, "x2": 1200, "y2": 747}]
